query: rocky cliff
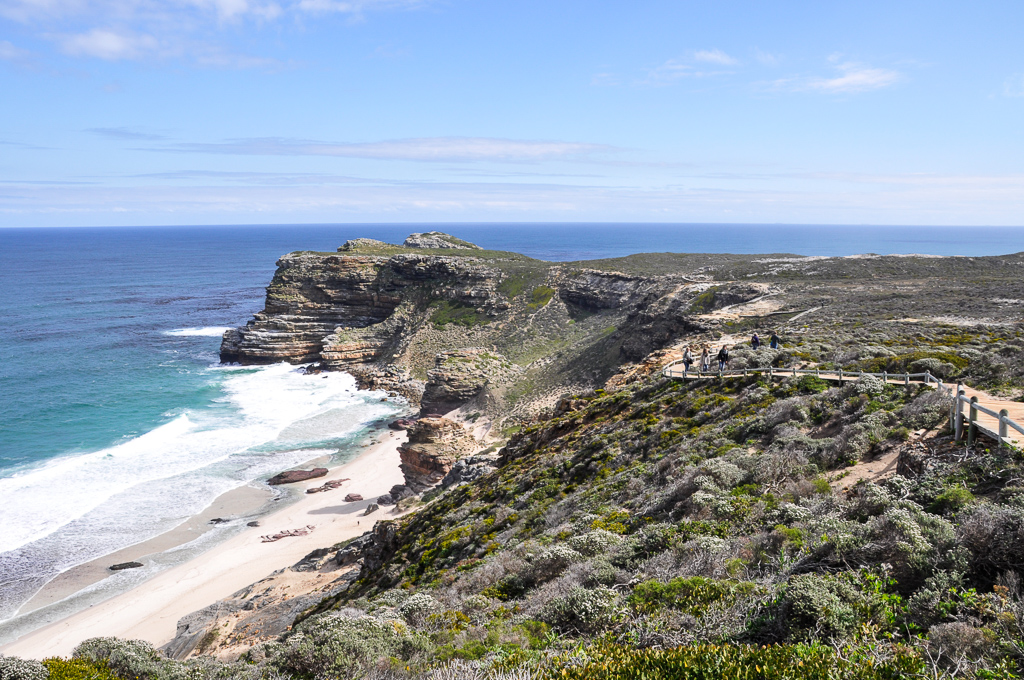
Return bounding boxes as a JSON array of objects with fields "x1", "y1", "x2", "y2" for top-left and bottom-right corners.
[{"x1": 220, "y1": 233, "x2": 771, "y2": 419}]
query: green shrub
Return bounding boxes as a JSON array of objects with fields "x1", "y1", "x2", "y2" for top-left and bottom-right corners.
[
  {"x1": 527, "y1": 286, "x2": 556, "y2": 310},
  {"x1": 429, "y1": 300, "x2": 490, "y2": 328},
  {"x1": 930, "y1": 487, "x2": 974, "y2": 514},
  {"x1": 539, "y1": 642, "x2": 930, "y2": 680},
  {"x1": 539, "y1": 586, "x2": 620, "y2": 633},
  {"x1": 279, "y1": 614, "x2": 425, "y2": 679},
  {"x1": 42, "y1": 659, "x2": 115, "y2": 680},
  {"x1": 72, "y1": 638, "x2": 168, "y2": 680},
  {"x1": 629, "y1": 576, "x2": 756, "y2": 614},
  {"x1": 0, "y1": 657, "x2": 48, "y2": 680}
]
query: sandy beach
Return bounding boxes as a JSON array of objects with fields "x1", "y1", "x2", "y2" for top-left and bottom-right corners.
[{"x1": 2, "y1": 431, "x2": 408, "y2": 660}]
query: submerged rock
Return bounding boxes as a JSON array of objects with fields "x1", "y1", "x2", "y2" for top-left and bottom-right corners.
[{"x1": 109, "y1": 561, "x2": 143, "y2": 571}]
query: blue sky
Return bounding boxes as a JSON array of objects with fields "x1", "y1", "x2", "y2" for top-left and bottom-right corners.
[{"x1": 1, "y1": 0, "x2": 1022, "y2": 227}]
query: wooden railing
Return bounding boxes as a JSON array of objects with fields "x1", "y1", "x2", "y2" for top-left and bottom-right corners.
[{"x1": 661, "y1": 362, "x2": 1024, "y2": 448}]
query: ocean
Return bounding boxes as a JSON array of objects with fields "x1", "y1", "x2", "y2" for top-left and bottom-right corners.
[{"x1": 0, "y1": 223, "x2": 1022, "y2": 640}]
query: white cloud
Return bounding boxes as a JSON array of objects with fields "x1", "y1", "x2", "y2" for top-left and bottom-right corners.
[
  {"x1": 641, "y1": 58, "x2": 693, "y2": 84},
  {"x1": 0, "y1": 39, "x2": 31, "y2": 60},
  {"x1": 57, "y1": 28, "x2": 158, "y2": 59},
  {"x1": 770, "y1": 60, "x2": 902, "y2": 94},
  {"x1": 0, "y1": 0, "x2": 422, "y2": 65},
  {"x1": 753, "y1": 48, "x2": 779, "y2": 66},
  {"x1": 162, "y1": 136, "x2": 612, "y2": 162},
  {"x1": 295, "y1": 0, "x2": 420, "y2": 13},
  {"x1": 1004, "y1": 74, "x2": 1024, "y2": 97},
  {"x1": 693, "y1": 48, "x2": 736, "y2": 65}
]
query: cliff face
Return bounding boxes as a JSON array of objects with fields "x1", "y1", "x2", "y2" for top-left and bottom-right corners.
[{"x1": 219, "y1": 233, "x2": 767, "y2": 418}]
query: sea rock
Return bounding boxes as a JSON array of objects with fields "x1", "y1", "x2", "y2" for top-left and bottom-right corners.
[
  {"x1": 267, "y1": 468, "x2": 328, "y2": 485},
  {"x1": 364, "y1": 503, "x2": 379, "y2": 515},
  {"x1": 403, "y1": 231, "x2": 481, "y2": 250},
  {"x1": 376, "y1": 493, "x2": 395, "y2": 506},
  {"x1": 420, "y1": 348, "x2": 521, "y2": 415},
  {"x1": 109, "y1": 561, "x2": 143, "y2": 571},
  {"x1": 398, "y1": 416, "x2": 479, "y2": 491},
  {"x1": 344, "y1": 493, "x2": 363, "y2": 502},
  {"x1": 389, "y1": 418, "x2": 417, "y2": 430}
]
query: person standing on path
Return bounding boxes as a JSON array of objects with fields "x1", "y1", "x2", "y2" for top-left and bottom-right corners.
[
  {"x1": 717, "y1": 345, "x2": 730, "y2": 371},
  {"x1": 682, "y1": 346, "x2": 693, "y2": 375},
  {"x1": 751, "y1": 333, "x2": 760, "y2": 350},
  {"x1": 769, "y1": 331, "x2": 780, "y2": 349},
  {"x1": 700, "y1": 345, "x2": 711, "y2": 372}
]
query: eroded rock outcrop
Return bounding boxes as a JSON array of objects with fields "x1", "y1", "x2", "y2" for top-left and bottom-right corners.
[
  {"x1": 221, "y1": 250, "x2": 506, "y2": 366},
  {"x1": 420, "y1": 348, "x2": 521, "y2": 415},
  {"x1": 404, "y1": 232, "x2": 482, "y2": 250},
  {"x1": 398, "y1": 417, "x2": 479, "y2": 491}
]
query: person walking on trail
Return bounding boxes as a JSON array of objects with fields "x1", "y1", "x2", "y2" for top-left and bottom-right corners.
[
  {"x1": 682, "y1": 346, "x2": 694, "y2": 375},
  {"x1": 769, "y1": 331, "x2": 780, "y2": 350},
  {"x1": 700, "y1": 345, "x2": 711, "y2": 372},
  {"x1": 717, "y1": 345, "x2": 730, "y2": 372},
  {"x1": 751, "y1": 333, "x2": 761, "y2": 350}
]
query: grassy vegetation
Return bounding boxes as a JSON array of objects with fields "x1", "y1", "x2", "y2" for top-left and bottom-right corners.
[{"x1": 429, "y1": 300, "x2": 491, "y2": 329}]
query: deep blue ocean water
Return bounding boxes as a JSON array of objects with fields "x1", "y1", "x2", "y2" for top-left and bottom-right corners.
[{"x1": 0, "y1": 222, "x2": 1022, "y2": 638}]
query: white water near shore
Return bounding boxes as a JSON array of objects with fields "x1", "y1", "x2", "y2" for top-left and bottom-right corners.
[
  {"x1": 1, "y1": 433, "x2": 410, "y2": 659},
  {"x1": 162, "y1": 327, "x2": 233, "y2": 337},
  {"x1": 0, "y1": 363, "x2": 405, "y2": 638}
]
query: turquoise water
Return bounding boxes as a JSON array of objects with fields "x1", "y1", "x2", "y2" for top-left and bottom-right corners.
[{"x1": 0, "y1": 223, "x2": 1022, "y2": 634}]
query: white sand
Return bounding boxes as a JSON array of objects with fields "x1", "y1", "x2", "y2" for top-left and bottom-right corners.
[{"x1": 2, "y1": 432, "x2": 408, "y2": 660}]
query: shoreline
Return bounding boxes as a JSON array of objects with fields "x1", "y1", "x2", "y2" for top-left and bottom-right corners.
[
  {"x1": 18, "y1": 484, "x2": 276, "y2": 617},
  {"x1": 1, "y1": 430, "x2": 409, "y2": 660}
]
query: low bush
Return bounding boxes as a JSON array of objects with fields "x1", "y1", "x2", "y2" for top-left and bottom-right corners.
[
  {"x1": 41, "y1": 659, "x2": 116, "y2": 680},
  {"x1": 538, "y1": 643, "x2": 932, "y2": 680},
  {"x1": 0, "y1": 657, "x2": 48, "y2": 680}
]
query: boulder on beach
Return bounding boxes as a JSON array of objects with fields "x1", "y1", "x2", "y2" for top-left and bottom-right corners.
[
  {"x1": 109, "y1": 561, "x2": 143, "y2": 571},
  {"x1": 376, "y1": 493, "x2": 395, "y2": 506},
  {"x1": 267, "y1": 468, "x2": 328, "y2": 485},
  {"x1": 344, "y1": 493, "x2": 363, "y2": 502},
  {"x1": 364, "y1": 503, "x2": 379, "y2": 516}
]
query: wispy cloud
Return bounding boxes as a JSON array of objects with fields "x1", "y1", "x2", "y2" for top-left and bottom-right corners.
[
  {"x1": 1, "y1": 0, "x2": 424, "y2": 66},
  {"x1": 1004, "y1": 74, "x2": 1024, "y2": 97},
  {"x1": 0, "y1": 39, "x2": 32, "y2": 61},
  {"x1": 638, "y1": 51, "x2": 737, "y2": 85},
  {"x1": 769, "y1": 59, "x2": 902, "y2": 93},
  {"x1": 753, "y1": 48, "x2": 779, "y2": 66},
  {"x1": 693, "y1": 48, "x2": 736, "y2": 65},
  {"x1": 156, "y1": 136, "x2": 612, "y2": 162},
  {"x1": 88, "y1": 126, "x2": 170, "y2": 141},
  {"x1": 56, "y1": 28, "x2": 159, "y2": 60}
]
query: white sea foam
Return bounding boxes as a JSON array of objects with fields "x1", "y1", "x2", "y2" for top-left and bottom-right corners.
[
  {"x1": 0, "y1": 364, "x2": 397, "y2": 560},
  {"x1": 163, "y1": 327, "x2": 232, "y2": 337}
]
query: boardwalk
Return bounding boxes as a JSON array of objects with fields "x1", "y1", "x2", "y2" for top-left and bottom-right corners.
[{"x1": 662, "y1": 363, "x2": 1024, "y2": 448}]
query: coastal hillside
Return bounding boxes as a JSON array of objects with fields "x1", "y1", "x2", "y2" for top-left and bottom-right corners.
[{"x1": 6, "y1": 235, "x2": 1024, "y2": 680}]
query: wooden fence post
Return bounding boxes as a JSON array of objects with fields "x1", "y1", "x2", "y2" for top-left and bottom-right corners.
[
  {"x1": 955, "y1": 386, "x2": 965, "y2": 440},
  {"x1": 968, "y1": 396, "x2": 979, "y2": 446},
  {"x1": 1000, "y1": 409, "x2": 1009, "y2": 448}
]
